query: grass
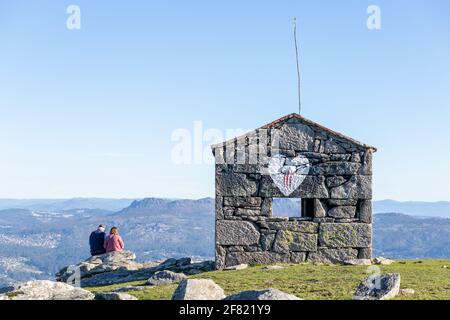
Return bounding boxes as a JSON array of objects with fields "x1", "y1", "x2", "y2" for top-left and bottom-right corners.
[{"x1": 86, "y1": 259, "x2": 450, "y2": 300}]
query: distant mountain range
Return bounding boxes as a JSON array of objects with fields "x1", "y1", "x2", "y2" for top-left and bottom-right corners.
[
  {"x1": 0, "y1": 197, "x2": 449, "y2": 287},
  {"x1": 1, "y1": 198, "x2": 449, "y2": 218}
]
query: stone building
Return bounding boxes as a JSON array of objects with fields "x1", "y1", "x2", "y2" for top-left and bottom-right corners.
[{"x1": 211, "y1": 113, "x2": 376, "y2": 269}]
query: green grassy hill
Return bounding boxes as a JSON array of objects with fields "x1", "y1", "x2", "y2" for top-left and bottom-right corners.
[{"x1": 87, "y1": 259, "x2": 450, "y2": 300}]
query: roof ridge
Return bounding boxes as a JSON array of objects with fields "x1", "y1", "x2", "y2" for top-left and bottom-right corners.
[{"x1": 211, "y1": 113, "x2": 377, "y2": 152}]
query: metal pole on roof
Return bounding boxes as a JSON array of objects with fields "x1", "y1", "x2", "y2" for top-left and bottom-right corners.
[{"x1": 293, "y1": 17, "x2": 302, "y2": 115}]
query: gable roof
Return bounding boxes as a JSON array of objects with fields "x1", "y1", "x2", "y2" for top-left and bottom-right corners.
[{"x1": 211, "y1": 113, "x2": 377, "y2": 152}]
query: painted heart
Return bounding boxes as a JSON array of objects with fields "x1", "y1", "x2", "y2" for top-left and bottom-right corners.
[{"x1": 267, "y1": 154, "x2": 310, "y2": 196}]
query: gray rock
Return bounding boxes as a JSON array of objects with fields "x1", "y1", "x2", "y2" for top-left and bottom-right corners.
[
  {"x1": 235, "y1": 208, "x2": 261, "y2": 216},
  {"x1": 275, "y1": 123, "x2": 315, "y2": 152},
  {"x1": 58, "y1": 254, "x2": 211, "y2": 287},
  {"x1": 216, "y1": 220, "x2": 260, "y2": 246},
  {"x1": 266, "y1": 221, "x2": 318, "y2": 234},
  {"x1": 327, "y1": 206, "x2": 356, "y2": 219},
  {"x1": 290, "y1": 252, "x2": 307, "y2": 263},
  {"x1": 323, "y1": 139, "x2": 346, "y2": 154},
  {"x1": 314, "y1": 199, "x2": 326, "y2": 218},
  {"x1": 373, "y1": 257, "x2": 395, "y2": 265},
  {"x1": 353, "y1": 273, "x2": 401, "y2": 300},
  {"x1": 216, "y1": 172, "x2": 257, "y2": 197},
  {"x1": 359, "y1": 151, "x2": 373, "y2": 175},
  {"x1": 262, "y1": 265, "x2": 285, "y2": 270},
  {"x1": 0, "y1": 280, "x2": 94, "y2": 300},
  {"x1": 400, "y1": 288, "x2": 415, "y2": 295},
  {"x1": 273, "y1": 230, "x2": 317, "y2": 253},
  {"x1": 259, "y1": 232, "x2": 276, "y2": 251},
  {"x1": 225, "y1": 288, "x2": 301, "y2": 300},
  {"x1": 56, "y1": 251, "x2": 142, "y2": 283},
  {"x1": 225, "y1": 252, "x2": 289, "y2": 266},
  {"x1": 328, "y1": 199, "x2": 358, "y2": 206},
  {"x1": 359, "y1": 200, "x2": 372, "y2": 223},
  {"x1": 113, "y1": 286, "x2": 149, "y2": 293},
  {"x1": 319, "y1": 223, "x2": 371, "y2": 248},
  {"x1": 223, "y1": 264, "x2": 248, "y2": 271},
  {"x1": 342, "y1": 259, "x2": 372, "y2": 266},
  {"x1": 308, "y1": 248, "x2": 359, "y2": 264},
  {"x1": 311, "y1": 162, "x2": 361, "y2": 176},
  {"x1": 223, "y1": 197, "x2": 262, "y2": 207},
  {"x1": 330, "y1": 175, "x2": 372, "y2": 200},
  {"x1": 95, "y1": 292, "x2": 138, "y2": 300},
  {"x1": 146, "y1": 270, "x2": 187, "y2": 286},
  {"x1": 172, "y1": 279, "x2": 225, "y2": 300},
  {"x1": 330, "y1": 154, "x2": 352, "y2": 161}
]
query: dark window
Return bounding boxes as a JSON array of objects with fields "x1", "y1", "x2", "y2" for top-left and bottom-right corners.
[{"x1": 301, "y1": 199, "x2": 315, "y2": 218}]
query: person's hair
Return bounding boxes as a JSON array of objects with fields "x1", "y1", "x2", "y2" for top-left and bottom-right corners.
[{"x1": 110, "y1": 227, "x2": 119, "y2": 235}]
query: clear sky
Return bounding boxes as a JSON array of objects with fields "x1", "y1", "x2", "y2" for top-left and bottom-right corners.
[{"x1": 1, "y1": 0, "x2": 449, "y2": 201}]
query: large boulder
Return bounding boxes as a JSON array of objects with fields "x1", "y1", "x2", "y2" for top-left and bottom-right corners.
[
  {"x1": 146, "y1": 270, "x2": 187, "y2": 286},
  {"x1": 56, "y1": 251, "x2": 143, "y2": 283},
  {"x1": 353, "y1": 273, "x2": 401, "y2": 300},
  {"x1": 225, "y1": 288, "x2": 301, "y2": 300},
  {"x1": 56, "y1": 252, "x2": 214, "y2": 287},
  {"x1": 172, "y1": 279, "x2": 225, "y2": 300},
  {"x1": 0, "y1": 280, "x2": 94, "y2": 300}
]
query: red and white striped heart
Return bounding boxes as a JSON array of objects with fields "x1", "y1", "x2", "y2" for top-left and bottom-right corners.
[{"x1": 267, "y1": 154, "x2": 310, "y2": 196}]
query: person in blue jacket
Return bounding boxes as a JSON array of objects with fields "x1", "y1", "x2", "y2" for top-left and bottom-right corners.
[{"x1": 89, "y1": 224, "x2": 107, "y2": 256}]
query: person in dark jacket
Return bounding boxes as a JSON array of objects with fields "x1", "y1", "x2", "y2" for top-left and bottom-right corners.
[{"x1": 89, "y1": 224, "x2": 107, "y2": 256}]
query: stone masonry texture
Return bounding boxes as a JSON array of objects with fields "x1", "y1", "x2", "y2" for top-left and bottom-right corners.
[{"x1": 212, "y1": 114, "x2": 375, "y2": 269}]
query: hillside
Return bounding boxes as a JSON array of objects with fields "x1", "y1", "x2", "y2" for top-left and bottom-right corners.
[{"x1": 87, "y1": 259, "x2": 450, "y2": 300}]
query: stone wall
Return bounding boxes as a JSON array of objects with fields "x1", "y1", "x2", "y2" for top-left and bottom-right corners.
[{"x1": 214, "y1": 118, "x2": 374, "y2": 269}]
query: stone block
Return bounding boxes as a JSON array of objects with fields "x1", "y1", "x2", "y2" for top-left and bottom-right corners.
[
  {"x1": 310, "y1": 162, "x2": 361, "y2": 176},
  {"x1": 273, "y1": 230, "x2": 317, "y2": 253},
  {"x1": 225, "y1": 252, "x2": 289, "y2": 266},
  {"x1": 290, "y1": 252, "x2": 307, "y2": 263},
  {"x1": 330, "y1": 175, "x2": 372, "y2": 200},
  {"x1": 359, "y1": 200, "x2": 372, "y2": 223},
  {"x1": 216, "y1": 172, "x2": 258, "y2": 197},
  {"x1": 308, "y1": 248, "x2": 359, "y2": 264},
  {"x1": 319, "y1": 223, "x2": 371, "y2": 248},
  {"x1": 274, "y1": 123, "x2": 315, "y2": 152},
  {"x1": 216, "y1": 221, "x2": 260, "y2": 246},
  {"x1": 266, "y1": 221, "x2": 318, "y2": 234},
  {"x1": 223, "y1": 197, "x2": 262, "y2": 207},
  {"x1": 327, "y1": 206, "x2": 356, "y2": 219}
]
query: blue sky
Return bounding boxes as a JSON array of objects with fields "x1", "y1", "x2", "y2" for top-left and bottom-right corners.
[{"x1": 0, "y1": 0, "x2": 449, "y2": 201}]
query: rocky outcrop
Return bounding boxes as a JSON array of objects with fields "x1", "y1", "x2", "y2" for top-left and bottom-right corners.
[
  {"x1": 0, "y1": 280, "x2": 94, "y2": 300},
  {"x1": 172, "y1": 279, "x2": 225, "y2": 300},
  {"x1": 56, "y1": 252, "x2": 214, "y2": 287},
  {"x1": 146, "y1": 270, "x2": 187, "y2": 286},
  {"x1": 225, "y1": 288, "x2": 301, "y2": 300},
  {"x1": 353, "y1": 273, "x2": 401, "y2": 300}
]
